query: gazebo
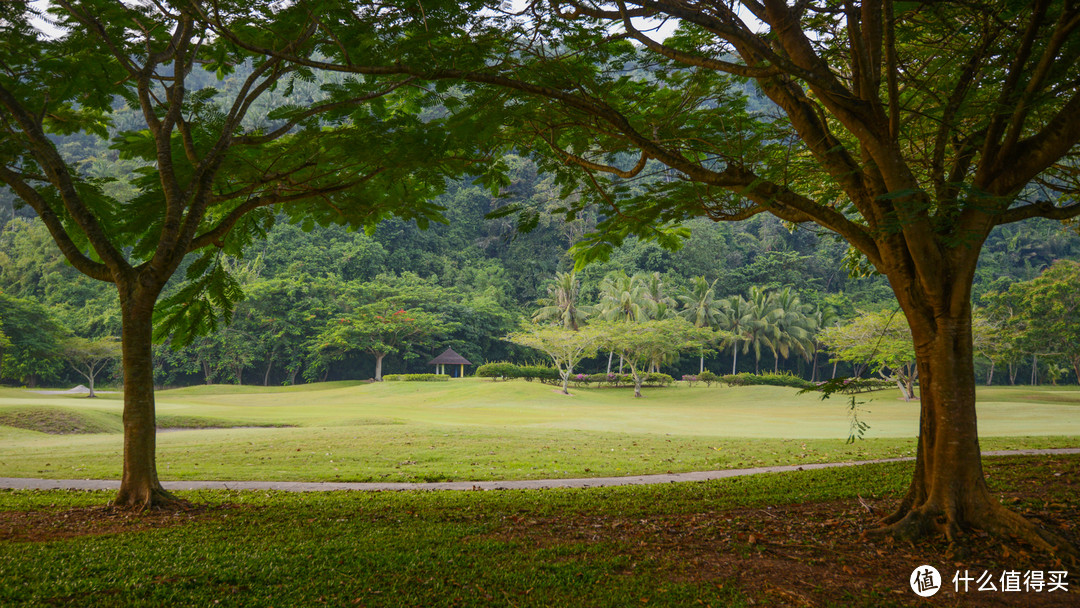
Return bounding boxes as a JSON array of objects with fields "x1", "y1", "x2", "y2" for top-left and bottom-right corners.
[{"x1": 427, "y1": 348, "x2": 472, "y2": 378}]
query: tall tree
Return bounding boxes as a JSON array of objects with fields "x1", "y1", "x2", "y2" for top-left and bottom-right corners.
[
  {"x1": 678, "y1": 276, "x2": 722, "y2": 372},
  {"x1": 769, "y1": 287, "x2": 816, "y2": 374},
  {"x1": 60, "y1": 336, "x2": 122, "y2": 397},
  {"x1": 398, "y1": 0, "x2": 1080, "y2": 555},
  {"x1": 1010, "y1": 260, "x2": 1080, "y2": 382},
  {"x1": 0, "y1": 2, "x2": 493, "y2": 507},
  {"x1": 504, "y1": 323, "x2": 604, "y2": 394},
  {"x1": 533, "y1": 271, "x2": 592, "y2": 330},
  {"x1": 718, "y1": 294, "x2": 752, "y2": 375},
  {"x1": 742, "y1": 286, "x2": 779, "y2": 374},
  {"x1": 599, "y1": 318, "x2": 719, "y2": 397},
  {"x1": 819, "y1": 309, "x2": 919, "y2": 401},
  {"x1": 312, "y1": 305, "x2": 448, "y2": 381}
]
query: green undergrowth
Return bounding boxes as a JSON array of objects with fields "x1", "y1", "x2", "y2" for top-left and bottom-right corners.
[
  {"x1": 1, "y1": 455, "x2": 1075, "y2": 607},
  {"x1": 0, "y1": 461, "x2": 915, "y2": 608}
]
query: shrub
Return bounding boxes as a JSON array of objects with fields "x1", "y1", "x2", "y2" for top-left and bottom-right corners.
[
  {"x1": 586, "y1": 373, "x2": 632, "y2": 386},
  {"x1": 698, "y1": 371, "x2": 719, "y2": 387},
  {"x1": 721, "y1": 372, "x2": 813, "y2": 389},
  {"x1": 643, "y1": 372, "x2": 674, "y2": 387},
  {"x1": 682, "y1": 374, "x2": 698, "y2": 387},
  {"x1": 475, "y1": 362, "x2": 521, "y2": 381},
  {"x1": 381, "y1": 373, "x2": 449, "y2": 382},
  {"x1": 571, "y1": 373, "x2": 592, "y2": 387},
  {"x1": 518, "y1": 365, "x2": 561, "y2": 385}
]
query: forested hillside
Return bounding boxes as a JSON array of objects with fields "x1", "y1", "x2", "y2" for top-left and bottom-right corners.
[
  {"x1": 4, "y1": 159, "x2": 1078, "y2": 388},
  {"x1": 2, "y1": 56, "x2": 1078, "y2": 389}
]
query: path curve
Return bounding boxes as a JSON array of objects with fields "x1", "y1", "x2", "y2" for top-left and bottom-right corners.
[{"x1": 1, "y1": 448, "x2": 1076, "y2": 493}]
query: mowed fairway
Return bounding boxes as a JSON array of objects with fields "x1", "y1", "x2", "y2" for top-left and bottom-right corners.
[{"x1": 0, "y1": 380, "x2": 1077, "y2": 483}]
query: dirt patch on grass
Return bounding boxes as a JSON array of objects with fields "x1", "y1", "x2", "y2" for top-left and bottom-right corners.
[
  {"x1": 0, "y1": 407, "x2": 119, "y2": 434},
  {"x1": 0, "y1": 503, "x2": 245, "y2": 543},
  {"x1": 155, "y1": 415, "x2": 293, "y2": 431},
  {"x1": 482, "y1": 458, "x2": 1080, "y2": 607}
]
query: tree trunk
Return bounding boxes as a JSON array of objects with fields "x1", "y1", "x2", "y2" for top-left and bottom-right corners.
[
  {"x1": 986, "y1": 360, "x2": 994, "y2": 386},
  {"x1": 731, "y1": 343, "x2": 738, "y2": 375},
  {"x1": 87, "y1": 366, "x2": 96, "y2": 398},
  {"x1": 875, "y1": 300, "x2": 1075, "y2": 558},
  {"x1": 810, "y1": 349, "x2": 819, "y2": 382},
  {"x1": 113, "y1": 285, "x2": 176, "y2": 509},
  {"x1": 606, "y1": 350, "x2": 613, "y2": 374},
  {"x1": 1031, "y1": 355, "x2": 1038, "y2": 385},
  {"x1": 699, "y1": 354, "x2": 705, "y2": 374},
  {"x1": 561, "y1": 365, "x2": 571, "y2": 395},
  {"x1": 633, "y1": 373, "x2": 643, "y2": 398},
  {"x1": 374, "y1": 353, "x2": 385, "y2": 381},
  {"x1": 1008, "y1": 362, "x2": 1017, "y2": 385},
  {"x1": 263, "y1": 357, "x2": 274, "y2": 386}
]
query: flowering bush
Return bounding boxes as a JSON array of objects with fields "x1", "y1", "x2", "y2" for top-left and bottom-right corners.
[
  {"x1": 683, "y1": 374, "x2": 698, "y2": 387},
  {"x1": 571, "y1": 373, "x2": 592, "y2": 387}
]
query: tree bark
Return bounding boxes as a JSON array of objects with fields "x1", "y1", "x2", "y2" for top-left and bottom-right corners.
[
  {"x1": 263, "y1": 357, "x2": 273, "y2": 386},
  {"x1": 374, "y1": 353, "x2": 385, "y2": 381},
  {"x1": 731, "y1": 343, "x2": 738, "y2": 375},
  {"x1": 113, "y1": 283, "x2": 177, "y2": 509},
  {"x1": 875, "y1": 298, "x2": 1075, "y2": 558}
]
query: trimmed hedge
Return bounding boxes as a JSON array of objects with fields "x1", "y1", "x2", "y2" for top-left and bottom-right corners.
[
  {"x1": 381, "y1": 374, "x2": 450, "y2": 382},
  {"x1": 475, "y1": 362, "x2": 520, "y2": 381},
  {"x1": 721, "y1": 372, "x2": 815, "y2": 389},
  {"x1": 643, "y1": 372, "x2": 674, "y2": 387},
  {"x1": 518, "y1": 365, "x2": 561, "y2": 385}
]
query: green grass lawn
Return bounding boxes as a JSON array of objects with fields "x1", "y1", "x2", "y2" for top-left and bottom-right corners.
[
  {"x1": 2, "y1": 454, "x2": 1077, "y2": 607},
  {"x1": 0, "y1": 380, "x2": 1076, "y2": 482}
]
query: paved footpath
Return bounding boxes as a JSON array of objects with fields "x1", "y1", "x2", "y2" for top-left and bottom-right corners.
[{"x1": 1, "y1": 448, "x2": 1076, "y2": 493}]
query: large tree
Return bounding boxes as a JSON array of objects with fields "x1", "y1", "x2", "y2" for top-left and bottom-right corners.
[
  {"x1": 311, "y1": 304, "x2": 448, "y2": 381},
  {"x1": 250, "y1": 0, "x2": 1080, "y2": 556},
  {"x1": 0, "y1": 1, "x2": 494, "y2": 507},
  {"x1": 504, "y1": 323, "x2": 604, "y2": 394},
  {"x1": 441, "y1": 0, "x2": 1080, "y2": 557},
  {"x1": 61, "y1": 336, "x2": 122, "y2": 398}
]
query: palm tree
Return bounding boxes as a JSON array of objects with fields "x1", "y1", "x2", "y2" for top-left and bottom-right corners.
[
  {"x1": 768, "y1": 287, "x2": 816, "y2": 373},
  {"x1": 597, "y1": 271, "x2": 648, "y2": 372},
  {"x1": 743, "y1": 286, "x2": 780, "y2": 374},
  {"x1": 598, "y1": 271, "x2": 648, "y2": 323},
  {"x1": 719, "y1": 294, "x2": 752, "y2": 375},
  {"x1": 679, "y1": 276, "x2": 722, "y2": 372},
  {"x1": 808, "y1": 304, "x2": 839, "y2": 381},
  {"x1": 533, "y1": 271, "x2": 592, "y2": 330},
  {"x1": 639, "y1": 272, "x2": 676, "y2": 320}
]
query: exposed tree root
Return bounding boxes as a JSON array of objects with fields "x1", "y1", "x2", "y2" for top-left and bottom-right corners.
[
  {"x1": 869, "y1": 500, "x2": 1080, "y2": 568},
  {"x1": 111, "y1": 485, "x2": 190, "y2": 512}
]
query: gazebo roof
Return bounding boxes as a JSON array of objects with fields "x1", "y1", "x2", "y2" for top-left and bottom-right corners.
[{"x1": 427, "y1": 348, "x2": 472, "y2": 366}]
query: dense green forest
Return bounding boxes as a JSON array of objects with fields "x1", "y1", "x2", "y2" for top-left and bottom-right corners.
[
  {"x1": 2, "y1": 52, "x2": 1078, "y2": 390},
  {"x1": 4, "y1": 158, "x2": 1079, "y2": 389}
]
